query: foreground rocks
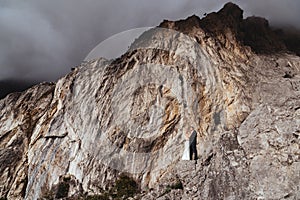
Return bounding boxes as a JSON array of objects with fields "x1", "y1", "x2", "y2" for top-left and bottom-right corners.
[{"x1": 0, "y1": 3, "x2": 300, "y2": 200}]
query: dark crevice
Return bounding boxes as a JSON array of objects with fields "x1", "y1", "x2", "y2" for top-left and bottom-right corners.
[
  {"x1": 203, "y1": 153, "x2": 215, "y2": 166},
  {"x1": 283, "y1": 72, "x2": 294, "y2": 79},
  {"x1": 294, "y1": 106, "x2": 300, "y2": 111},
  {"x1": 44, "y1": 132, "x2": 68, "y2": 139},
  {"x1": 21, "y1": 175, "x2": 28, "y2": 198},
  {"x1": 284, "y1": 193, "x2": 293, "y2": 199}
]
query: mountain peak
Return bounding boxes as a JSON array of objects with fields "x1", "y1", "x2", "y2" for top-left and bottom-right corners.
[
  {"x1": 159, "y1": 2, "x2": 300, "y2": 56},
  {"x1": 218, "y1": 2, "x2": 243, "y2": 19}
]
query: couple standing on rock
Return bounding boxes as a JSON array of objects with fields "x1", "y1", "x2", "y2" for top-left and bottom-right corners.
[{"x1": 182, "y1": 127, "x2": 198, "y2": 160}]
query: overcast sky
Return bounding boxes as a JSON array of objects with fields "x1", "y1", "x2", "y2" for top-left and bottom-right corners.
[{"x1": 0, "y1": 0, "x2": 299, "y2": 97}]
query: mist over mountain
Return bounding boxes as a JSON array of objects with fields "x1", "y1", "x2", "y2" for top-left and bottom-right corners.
[{"x1": 0, "y1": 80, "x2": 40, "y2": 99}]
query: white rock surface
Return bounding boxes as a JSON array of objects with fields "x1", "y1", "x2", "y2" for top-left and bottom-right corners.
[{"x1": 0, "y1": 3, "x2": 300, "y2": 200}]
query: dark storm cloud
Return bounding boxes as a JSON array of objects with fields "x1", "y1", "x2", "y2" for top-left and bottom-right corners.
[
  {"x1": 236, "y1": 0, "x2": 300, "y2": 27},
  {"x1": 0, "y1": 0, "x2": 299, "y2": 83}
]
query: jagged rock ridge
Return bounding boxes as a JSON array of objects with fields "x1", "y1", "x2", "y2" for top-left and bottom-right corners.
[
  {"x1": 160, "y1": 2, "x2": 300, "y2": 55},
  {"x1": 0, "y1": 2, "x2": 300, "y2": 200}
]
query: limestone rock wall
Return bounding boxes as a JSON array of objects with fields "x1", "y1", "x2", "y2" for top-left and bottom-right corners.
[
  {"x1": 0, "y1": 83, "x2": 55, "y2": 199},
  {"x1": 0, "y1": 3, "x2": 300, "y2": 200}
]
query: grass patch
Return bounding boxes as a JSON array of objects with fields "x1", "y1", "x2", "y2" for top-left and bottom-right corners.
[
  {"x1": 55, "y1": 182, "x2": 70, "y2": 199},
  {"x1": 169, "y1": 180, "x2": 183, "y2": 190},
  {"x1": 85, "y1": 194, "x2": 110, "y2": 200},
  {"x1": 161, "y1": 179, "x2": 184, "y2": 197},
  {"x1": 87, "y1": 174, "x2": 140, "y2": 200},
  {"x1": 41, "y1": 174, "x2": 139, "y2": 199},
  {"x1": 114, "y1": 174, "x2": 139, "y2": 198}
]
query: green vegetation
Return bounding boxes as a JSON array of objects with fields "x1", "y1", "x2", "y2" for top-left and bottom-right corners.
[
  {"x1": 169, "y1": 180, "x2": 183, "y2": 190},
  {"x1": 55, "y1": 181, "x2": 70, "y2": 199},
  {"x1": 63, "y1": 176, "x2": 71, "y2": 182},
  {"x1": 42, "y1": 191, "x2": 54, "y2": 200},
  {"x1": 162, "y1": 179, "x2": 184, "y2": 196},
  {"x1": 85, "y1": 194, "x2": 110, "y2": 200},
  {"x1": 86, "y1": 174, "x2": 140, "y2": 200},
  {"x1": 41, "y1": 174, "x2": 140, "y2": 199}
]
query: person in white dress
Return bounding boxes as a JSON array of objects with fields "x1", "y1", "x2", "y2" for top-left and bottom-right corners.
[{"x1": 182, "y1": 127, "x2": 198, "y2": 160}]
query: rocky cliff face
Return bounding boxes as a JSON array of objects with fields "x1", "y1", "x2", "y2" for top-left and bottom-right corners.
[{"x1": 1, "y1": 3, "x2": 300, "y2": 200}]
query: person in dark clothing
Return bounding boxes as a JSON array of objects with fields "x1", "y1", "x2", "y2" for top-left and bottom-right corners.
[{"x1": 189, "y1": 128, "x2": 198, "y2": 160}]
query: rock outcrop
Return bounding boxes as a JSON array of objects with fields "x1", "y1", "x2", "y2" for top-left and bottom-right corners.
[{"x1": 0, "y1": 3, "x2": 300, "y2": 200}]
